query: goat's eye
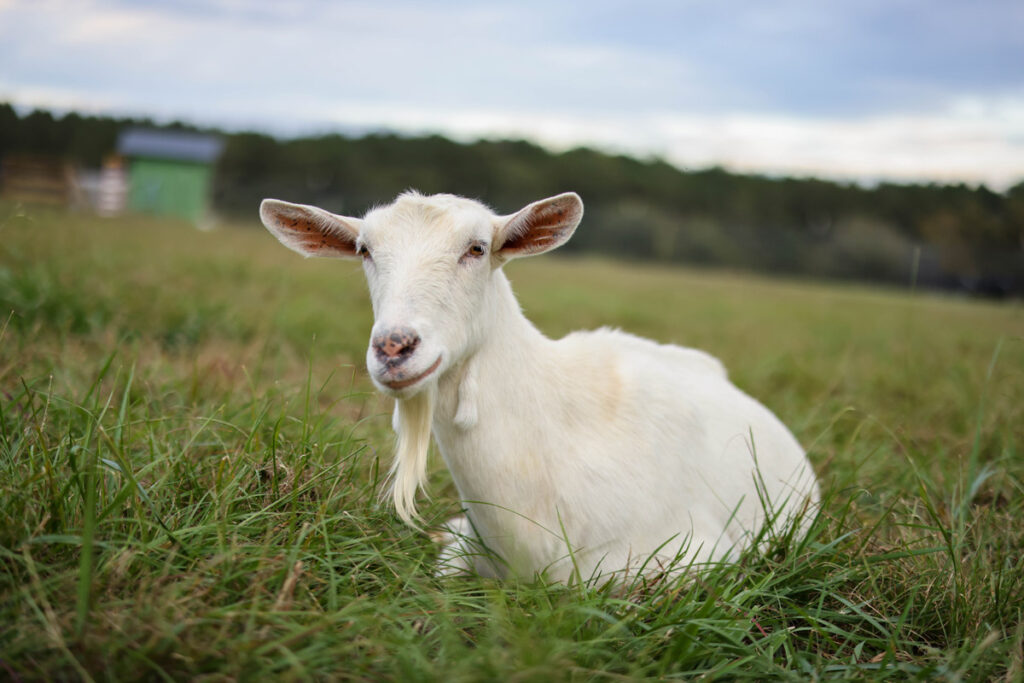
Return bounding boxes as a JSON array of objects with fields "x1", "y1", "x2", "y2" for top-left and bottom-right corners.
[
  {"x1": 464, "y1": 243, "x2": 486, "y2": 259},
  {"x1": 357, "y1": 244, "x2": 371, "y2": 260}
]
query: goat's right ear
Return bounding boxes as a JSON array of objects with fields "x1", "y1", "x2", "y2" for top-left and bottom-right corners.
[{"x1": 260, "y1": 199, "x2": 363, "y2": 259}]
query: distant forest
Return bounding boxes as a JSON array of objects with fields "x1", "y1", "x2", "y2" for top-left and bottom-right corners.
[{"x1": 3, "y1": 103, "x2": 1022, "y2": 296}]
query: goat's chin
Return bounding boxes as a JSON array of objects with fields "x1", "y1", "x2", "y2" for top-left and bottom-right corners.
[{"x1": 371, "y1": 355, "x2": 443, "y2": 397}]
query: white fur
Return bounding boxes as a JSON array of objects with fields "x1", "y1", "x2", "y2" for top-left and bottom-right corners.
[{"x1": 260, "y1": 191, "x2": 820, "y2": 582}]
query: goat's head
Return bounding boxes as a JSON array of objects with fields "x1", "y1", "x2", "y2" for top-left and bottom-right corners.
[{"x1": 260, "y1": 191, "x2": 584, "y2": 397}]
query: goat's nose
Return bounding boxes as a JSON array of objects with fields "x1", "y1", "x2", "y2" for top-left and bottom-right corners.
[{"x1": 372, "y1": 327, "x2": 421, "y2": 364}]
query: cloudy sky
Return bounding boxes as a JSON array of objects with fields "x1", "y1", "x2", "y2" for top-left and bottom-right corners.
[{"x1": 2, "y1": 0, "x2": 1022, "y2": 188}]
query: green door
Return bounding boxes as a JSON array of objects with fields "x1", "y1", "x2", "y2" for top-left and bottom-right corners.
[{"x1": 128, "y1": 158, "x2": 212, "y2": 224}]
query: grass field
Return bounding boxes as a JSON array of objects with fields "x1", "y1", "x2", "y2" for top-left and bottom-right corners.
[{"x1": 1, "y1": 202, "x2": 1022, "y2": 680}]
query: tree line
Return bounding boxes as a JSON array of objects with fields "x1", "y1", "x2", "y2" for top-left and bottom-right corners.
[{"x1": 3, "y1": 103, "x2": 1022, "y2": 296}]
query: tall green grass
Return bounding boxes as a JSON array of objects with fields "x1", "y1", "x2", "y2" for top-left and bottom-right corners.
[{"x1": 1, "y1": 203, "x2": 1022, "y2": 680}]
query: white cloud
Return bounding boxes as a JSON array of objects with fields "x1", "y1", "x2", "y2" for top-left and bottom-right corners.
[
  {"x1": 59, "y1": 9, "x2": 157, "y2": 45},
  {"x1": 0, "y1": 0, "x2": 1021, "y2": 188},
  {"x1": 266, "y1": 97, "x2": 1024, "y2": 189},
  {"x1": 0, "y1": 83, "x2": 124, "y2": 113}
]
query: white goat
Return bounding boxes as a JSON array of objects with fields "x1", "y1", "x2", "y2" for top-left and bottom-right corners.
[{"x1": 260, "y1": 191, "x2": 820, "y2": 582}]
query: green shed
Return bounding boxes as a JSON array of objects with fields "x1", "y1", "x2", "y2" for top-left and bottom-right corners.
[{"x1": 117, "y1": 129, "x2": 223, "y2": 225}]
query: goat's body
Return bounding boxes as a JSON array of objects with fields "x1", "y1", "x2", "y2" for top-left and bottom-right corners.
[
  {"x1": 430, "y1": 272, "x2": 817, "y2": 581},
  {"x1": 260, "y1": 190, "x2": 820, "y2": 583}
]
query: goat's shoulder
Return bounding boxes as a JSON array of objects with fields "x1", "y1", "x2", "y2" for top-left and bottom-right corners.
[{"x1": 560, "y1": 327, "x2": 728, "y2": 379}]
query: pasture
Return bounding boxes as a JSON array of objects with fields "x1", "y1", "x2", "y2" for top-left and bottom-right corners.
[{"x1": 1, "y1": 203, "x2": 1022, "y2": 680}]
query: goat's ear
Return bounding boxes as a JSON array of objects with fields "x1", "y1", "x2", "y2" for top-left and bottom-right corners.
[
  {"x1": 494, "y1": 192, "x2": 583, "y2": 260},
  {"x1": 260, "y1": 199, "x2": 363, "y2": 259}
]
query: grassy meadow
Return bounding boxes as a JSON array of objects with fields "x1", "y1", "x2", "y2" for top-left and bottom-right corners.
[{"x1": 1, "y1": 202, "x2": 1022, "y2": 680}]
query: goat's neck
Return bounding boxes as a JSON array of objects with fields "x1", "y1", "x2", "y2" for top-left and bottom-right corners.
[
  {"x1": 434, "y1": 269, "x2": 548, "y2": 427},
  {"x1": 387, "y1": 270, "x2": 544, "y2": 523}
]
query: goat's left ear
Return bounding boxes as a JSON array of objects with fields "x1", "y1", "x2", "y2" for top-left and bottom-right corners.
[{"x1": 494, "y1": 192, "x2": 583, "y2": 260}]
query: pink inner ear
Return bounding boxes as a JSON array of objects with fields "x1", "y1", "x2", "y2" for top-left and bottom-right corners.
[
  {"x1": 531, "y1": 197, "x2": 579, "y2": 228},
  {"x1": 501, "y1": 196, "x2": 581, "y2": 255},
  {"x1": 501, "y1": 227, "x2": 562, "y2": 254},
  {"x1": 273, "y1": 209, "x2": 357, "y2": 256}
]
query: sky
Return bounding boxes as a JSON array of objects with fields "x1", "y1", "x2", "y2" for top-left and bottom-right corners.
[{"x1": 1, "y1": 0, "x2": 1023, "y2": 189}]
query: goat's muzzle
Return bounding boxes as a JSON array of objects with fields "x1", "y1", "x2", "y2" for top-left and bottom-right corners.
[{"x1": 378, "y1": 355, "x2": 442, "y2": 391}]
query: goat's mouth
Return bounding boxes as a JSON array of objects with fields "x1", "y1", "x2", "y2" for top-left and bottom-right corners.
[{"x1": 378, "y1": 356, "x2": 442, "y2": 391}]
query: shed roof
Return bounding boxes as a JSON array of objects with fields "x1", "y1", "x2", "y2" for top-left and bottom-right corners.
[{"x1": 117, "y1": 128, "x2": 224, "y2": 163}]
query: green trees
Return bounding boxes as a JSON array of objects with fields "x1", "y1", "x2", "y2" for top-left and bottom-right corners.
[{"x1": 2, "y1": 104, "x2": 1021, "y2": 295}]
